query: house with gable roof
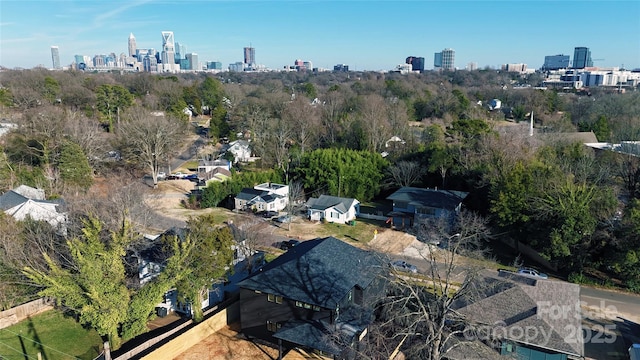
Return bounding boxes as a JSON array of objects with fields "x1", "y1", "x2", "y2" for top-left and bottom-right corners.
[
  {"x1": 0, "y1": 185, "x2": 67, "y2": 233},
  {"x1": 306, "y1": 195, "x2": 360, "y2": 224},
  {"x1": 237, "y1": 236, "x2": 386, "y2": 359},
  {"x1": 234, "y1": 182, "x2": 289, "y2": 213},
  {"x1": 386, "y1": 186, "x2": 468, "y2": 228},
  {"x1": 446, "y1": 271, "x2": 584, "y2": 360}
]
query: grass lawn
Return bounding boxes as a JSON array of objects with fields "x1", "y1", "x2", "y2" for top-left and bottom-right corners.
[{"x1": 0, "y1": 310, "x2": 102, "y2": 360}]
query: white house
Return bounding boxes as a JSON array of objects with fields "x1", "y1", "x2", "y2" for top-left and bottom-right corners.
[
  {"x1": 0, "y1": 185, "x2": 67, "y2": 234},
  {"x1": 306, "y1": 195, "x2": 360, "y2": 224},
  {"x1": 225, "y1": 140, "x2": 252, "y2": 163},
  {"x1": 234, "y1": 183, "x2": 289, "y2": 213}
]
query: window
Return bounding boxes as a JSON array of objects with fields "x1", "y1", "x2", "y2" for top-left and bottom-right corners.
[
  {"x1": 267, "y1": 294, "x2": 275, "y2": 302},
  {"x1": 266, "y1": 321, "x2": 282, "y2": 332},
  {"x1": 275, "y1": 295, "x2": 283, "y2": 304},
  {"x1": 312, "y1": 305, "x2": 321, "y2": 311}
]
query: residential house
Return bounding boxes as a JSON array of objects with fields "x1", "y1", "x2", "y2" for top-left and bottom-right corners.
[
  {"x1": 224, "y1": 140, "x2": 252, "y2": 163},
  {"x1": 447, "y1": 271, "x2": 584, "y2": 360},
  {"x1": 197, "y1": 159, "x2": 232, "y2": 188},
  {"x1": 0, "y1": 185, "x2": 67, "y2": 233},
  {"x1": 234, "y1": 182, "x2": 289, "y2": 213},
  {"x1": 386, "y1": 187, "x2": 468, "y2": 228},
  {"x1": 238, "y1": 236, "x2": 386, "y2": 359},
  {"x1": 132, "y1": 226, "x2": 264, "y2": 316},
  {"x1": 306, "y1": 195, "x2": 360, "y2": 224}
]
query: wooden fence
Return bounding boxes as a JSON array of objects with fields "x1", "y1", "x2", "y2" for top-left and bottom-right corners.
[
  {"x1": 0, "y1": 298, "x2": 53, "y2": 330},
  {"x1": 112, "y1": 296, "x2": 239, "y2": 360}
]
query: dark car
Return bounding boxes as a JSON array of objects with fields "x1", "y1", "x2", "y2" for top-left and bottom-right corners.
[
  {"x1": 390, "y1": 260, "x2": 418, "y2": 274},
  {"x1": 260, "y1": 211, "x2": 278, "y2": 218},
  {"x1": 279, "y1": 239, "x2": 300, "y2": 250}
]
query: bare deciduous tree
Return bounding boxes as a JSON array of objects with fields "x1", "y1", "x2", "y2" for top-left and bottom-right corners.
[
  {"x1": 384, "y1": 160, "x2": 425, "y2": 188},
  {"x1": 115, "y1": 107, "x2": 186, "y2": 188}
]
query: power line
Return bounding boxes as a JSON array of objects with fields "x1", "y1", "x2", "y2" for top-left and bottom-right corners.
[
  {"x1": 0, "y1": 339, "x2": 39, "y2": 360},
  {"x1": 0, "y1": 328, "x2": 83, "y2": 360}
]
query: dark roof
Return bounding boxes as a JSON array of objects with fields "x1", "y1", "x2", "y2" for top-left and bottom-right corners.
[
  {"x1": 453, "y1": 274, "x2": 583, "y2": 357},
  {"x1": 273, "y1": 320, "x2": 342, "y2": 355},
  {"x1": 0, "y1": 190, "x2": 28, "y2": 211},
  {"x1": 238, "y1": 237, "x2": 383, "y2": 309},
  {"x1": 386, "y1": 187, "x2": 468, "y2": 210},
  {"x1": 235, "y1": 188, "x2": 267, "y2": 201},
  {"x1": 307, "y1": 195, "x2": 358, "y2": 213}
]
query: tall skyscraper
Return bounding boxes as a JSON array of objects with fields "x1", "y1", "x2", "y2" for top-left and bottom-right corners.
[
  {"x1": 175, "y1": 42, "x2": 186, "y2": 62},
  {"x1": 128, "y1": 33, "x2": 137, "y2": 58},
  {"x1": 161, "y1": 31, "x2": 175, "y2": 65},
  {"x1": 572, "y1": 47, "x2": 592, "y2": 69},
  {"x1": 51, "y1": 46, "x2": 61, "y2": 69},
  {"x1": 244, "y1": 47, "x2": 255, "y2": 65}
]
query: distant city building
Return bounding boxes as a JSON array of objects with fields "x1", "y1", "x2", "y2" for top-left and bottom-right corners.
[
  {"x1": 51, "y1": 46, "x2": 61, "y2": 69},
  {"x1": 434, "y1": 52, "x2": 442, "y2": 68},
  {"x1": 160, "y1": 31, "x2": 178, "y2": 72},
  {"x1": 143, "y1": 54, "x2": 158, "y2": 72},
  {"x1": 128, "y1": 33, "x2": 137, "y2": 58},
  {"x1": 229, "y1": 62, "x2": 245, "y2": 72},
  {"x1": 572, "y1": 47, "x2": 593, "y2": 69},
  {"x1": 175, "y1": 42, "x2": 186, "y2": 62},
  {"x1": 186, "y1": 53, "x2": 199, "y2": 70},
  {"x1": 434, "y1": 49, "x2": 455, "y2": 70},
  {"x1": 74, "y1": 54, "x2": 84, "y2": 65},
  {"x1": 207, "y1": 61, "x2": 222, "y2": 70},
  {"x1": 393, "y1": 63, "x2": 412, "y2": 74},
  {"x1": 244, "y1": 47, "x2": 255, "y2": 66},
  {"x1": 179, "y1": 58, "x2": 190, "y2": 70},
  {"x1": 93, "y1": 54, "x2": 106, "y2": 67},
  {"x1": 441, "y1": 48, "x2": 455, "y2": 70},
  {"x1": 405, "y1": 56, "x2": 425, "y2": 72},
  {"x1": 466, "y1": 62, "x2": 478, "y2": 71},
  {"x1": 303, "y1": 61, "x2": 313, "y2": 71},
  {"x1": 502, "y1": 63, "x2": 528, "y2": 73},
  {"x1": 542, "y1": 54, "x2": 570, "y2": 70},
  {"x1": 334, "y1": 64, "x2": 349, "y2": 72}
]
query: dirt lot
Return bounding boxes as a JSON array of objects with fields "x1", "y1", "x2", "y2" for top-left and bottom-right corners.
[{"x1": 173, "y1": 324, "x2": 280, "y2": 360}]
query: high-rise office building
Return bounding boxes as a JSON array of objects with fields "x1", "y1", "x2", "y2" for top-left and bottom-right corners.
[
  {"x1": 405, "y1": 56, "x2": 425, "y2": 72},
  {"x1": 542, "y1": 54, "x2": 570, "y2": 70},
  {"x1": 244, "y1": 47, "x2": 255, "y2": 65},
  {"x1": 207, "y1": 61, "x2": 223, "y2": 70},
  {"x1": 175, "y1": 42, "x2": 186, "y2": 62},
  {"x1": 333, "y1": 64, "x2": 349, "y2": 72},
  {"x1": 128, "y1": 33, "x2": 137, "y2": 58},
  {"x1": 434, "y1": 49, "x2": 455, "y2": 70},
  {"x1": 572, "y1": 47, "x2": 592, "y2": 69},
  {"x1": 161, "y1": 31, "x2": 175, "y2": 64},
  {"x1": 441, "y1": 48, "x2": 455, "y2": 70},
  {"x1": 51, "y1": 46, "x2": 61, "y2": 69},
  {"x1": 186, "y1": 53, "x2": 199, "y2": 70}
]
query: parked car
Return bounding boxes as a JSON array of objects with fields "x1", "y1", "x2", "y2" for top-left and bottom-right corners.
[
  {"x1": 516, "y1": 267, "x2": 548, "y2": 280},
  {"x1": 184, "y1": 173, "x2": 198, "y2": 181},
  {"x1": 157, "y1": 172, "x2": 166, "y2": 180},
  {"x1": 274, "y1": 215, "x2": 293, "y2": 223},
  {"x1": 260, "y1": 211, "x2": 278, "y2": 219},
  {"x1": 170, "y1": 172, "x2": 187, "y2": 179},
  {"x1": 279, "y1": 239, "x2": 300, "y2": 250},
  {"x1": 390, "y1": 260, "x2": 418, "y2": 274}
]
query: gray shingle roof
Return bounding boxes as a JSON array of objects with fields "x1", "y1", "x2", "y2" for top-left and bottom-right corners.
[
  {"x1": 454, "y1": 274, "x2": 584, "y2": 357},
  {"x1": 306, "y1": 195, "x2": 357, "y2": 213},
  {"x1": 235, "y1": 188, "x2": 268, "y2": 201},
  {"x1": 0, "y1": 190, "x2": 28, "y2": 211},
  {"x1": 238, "y1": 237, "x2": 383, "y2": 309},
  {"x1": 386, "y1": 187, "x2": 468, "y2": 210}
]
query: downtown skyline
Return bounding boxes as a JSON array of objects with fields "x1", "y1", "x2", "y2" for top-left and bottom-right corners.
[{"x1": 1, "y1": 0, "x2": 639, "y2": 71}]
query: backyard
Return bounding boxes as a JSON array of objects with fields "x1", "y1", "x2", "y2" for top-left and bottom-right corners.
[{"x1": 0, "y1": 310, "x2": 102, "y2": 360}]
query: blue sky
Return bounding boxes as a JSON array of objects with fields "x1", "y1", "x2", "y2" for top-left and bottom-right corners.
[{"x1": 1, "y1": 0, "x2": 639, "y2": 71}]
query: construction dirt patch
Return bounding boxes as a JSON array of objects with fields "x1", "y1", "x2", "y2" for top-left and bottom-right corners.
[{"x1": 173, "y1": 324, "x2": 280, "y2": 360}]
